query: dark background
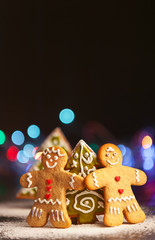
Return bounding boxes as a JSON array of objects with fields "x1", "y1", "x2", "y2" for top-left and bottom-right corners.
[{"x1": 0, "y1": 0, "x2": 155, "y2": 141}]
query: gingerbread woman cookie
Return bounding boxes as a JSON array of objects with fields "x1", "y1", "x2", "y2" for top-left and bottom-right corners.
[
  {"x1": 20, "y1": 146, "x2": 84, "y2": 228},
  {"x1": 85, "y1": 143, "x2": 147, "y2": 227}
]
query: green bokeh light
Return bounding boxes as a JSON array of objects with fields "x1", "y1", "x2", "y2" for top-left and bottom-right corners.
[{"x1": 0, "y1": 130, "x2": 5, "y2": 145}]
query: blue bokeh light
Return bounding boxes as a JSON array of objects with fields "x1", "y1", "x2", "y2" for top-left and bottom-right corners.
[
  {"x1": 143, "y1": 158, "x2": 154, "y2": 171},
  {"x1": 17, "y1": 150, "x2": 29, "y2": 163},
  {"x1": 11, "y1": 130, "x2": 25, "y2": 146},
  {"x1": 118, "y1": 144, "x2": 126, "y2": 156},
  {"x1": 141, "y1": 145, "x2": 155, "y2": 159},
  {"x1": 122, "y1": 147, "x2": 134, "y2": 167},
  {"x1": 27, "y1": 125, "x2": 40, "y2": 138},
  {"x1": 59, "y1": 108, "x2": 75, "y2": 124},
  {"x1": 23, "y1": 144, "x2": 35, "y2": 158}
]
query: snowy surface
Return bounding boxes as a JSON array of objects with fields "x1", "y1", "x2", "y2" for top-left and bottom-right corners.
[{"x1": 0, "y1": 200, "x2": 155, "y2": 240}]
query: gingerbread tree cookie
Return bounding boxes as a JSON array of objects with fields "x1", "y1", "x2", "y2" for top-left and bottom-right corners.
[
  {"x1": 65, "y1": 140, "x2": 104, "y2": 224},
  {"x1": 85, "y1": 143, "x2": 147, "y2": 227},
  {"x1": 20, "y1": 146, "x2": 84, "y2": 228},
  {"x1": 17, "y1": 127, "x2": 72, "y2": 199}
]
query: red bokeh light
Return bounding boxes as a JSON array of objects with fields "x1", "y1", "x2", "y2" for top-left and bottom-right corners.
[{"x1": 7, "y1": 146, "x2": 19, "y2": 162}]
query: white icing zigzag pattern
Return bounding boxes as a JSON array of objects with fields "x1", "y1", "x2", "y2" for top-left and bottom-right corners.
[
  {"x1": 43, "y1": 147, "x2": 65, "y2": 157},
  {"x1": 135, "y1": 169, "x2": 140, "y2": 182},
  {"x1": 27, "y1": 172, "x2": 32, "y2": 188},
  {"x1": 35, "y1": 198, "x2": 61, "y2": 205},
  {"x1": 92, "y1": 172, "x2": 99, "y2": 188},
  {"x1": 108, "y1": 195, "x2": 135, "y2": 203},
  {"x1": 69, "y1": 174, "x2": 76, "y2": 189}
]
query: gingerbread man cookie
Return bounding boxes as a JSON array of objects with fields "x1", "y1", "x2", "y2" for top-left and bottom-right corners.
[
  {"x1": 85, "y1": 143, "x2": 147, "y2": 227},
  {"x1": 20, "y1": 146, "x2": 84, "y2": 228}
]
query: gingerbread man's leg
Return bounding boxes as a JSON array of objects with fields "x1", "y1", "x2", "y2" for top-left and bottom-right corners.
[
  {"x1": 103, "y1": 203, "x2": 124, "y2": 227},
  {"x1": 50, "y1": 205, "x2": 71, "y2": 228},
  {"x1": 123, "y1": 200, "x2": 145, "y2": 224},
  {"x1": 27, "y1": 202, "x2": 49, "y2": 227}
]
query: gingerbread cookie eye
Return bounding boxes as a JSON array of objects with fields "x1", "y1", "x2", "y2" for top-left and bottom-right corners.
[
  {"x1": 54, "y1": 156, "x2": 58, "y2": 161},
  {"x1": 84, "y1": 152, "x2": 89, "y2": 158},
  {"x1": 74, "y1": 152, "x2": 78, "y2": 159},
  {"x1": 47, "y1": 154, "x2": 51, "y2": 159},
  {"x1": 113, "y1": 152, "x2": 117, "y2": 156},
  {"x1": 106, "y1": 153, "x2": 110, "y2": 157}
]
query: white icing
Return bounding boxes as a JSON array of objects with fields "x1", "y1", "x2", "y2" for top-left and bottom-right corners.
[
  {"x1": 131, "y1": 204, "x2": 136, "y2": 212},
  {"x1": 92, "y1": 172, "x2": 99, "y2": 188},
  {"x1": 46, "y1": 161, "x2": 57, "y2": 169},
  {"x1": 127, "y1": 205, "x2": 131, "y2": 212},
  {"x1": 110, "y1": 207, "x2": 120, "y2": 215},
  {"x1": 108, "y1": 195, "x2": 135, "y2": 203},
  {"x1": 114, "y1": 207, "x2": 117, "y2": 215},
  {"x1": 51, "y1": 210, "x2": 55, "y2": 221},
  {"x1": 43, "y1": 147, "x2": 65, "y2": 157},
  {"x1": 106, "y1": 158, "x2": 119, "y2": 165},
  {"x1": 52, "y1": 147, "x2": 65, "y2": 157},
  {"x1": 106, "y1": 147, "x2": 114, "y2": 152},
  {"x1": 38, "y1": 209, "x2": 42, "y2": 219},
  {"x1": 135, "y1": 170, "x2": 140, "y2": 182},
  {"x1": 98, "y1": 201, "x2": 104, "y2": 208},
  {"x1": 84, "y1": 166, "x2": 88, "y2": 171},
  {"x1": 71, "y1": 160, "x2": 77, "y2": 168},
  {"x1": 35, "y1": 198, "x2": 61, "y2": 205},
  {"x1": 69, "y1": 174, "x2": 76, "y2": 189},
  {"x1": 60, "y1": 211, "x2": 65, "y2": 222},
  {"x1": 78, "y1": 141, "x2": 94, "y2": 177},
  {"x1": 74, "y1": 152, "x2": 78, "y2": 159},
  {"x1": 134, "y1": 202, "x2": 138, "y2": 211},
  {"x1": 110, "y1": 206, "x2": 113, "y2": 214},
  {"x1": 66, "y1": 198, "x2": 70, "y2": 206},
  {"x1": 35, "y1": 208, "x2": 39, "y2": 217},
  {"x1": 71, "y1": 190, "x2": 104, "y2": 214},
  {"x1": 84, "y1": 200, "x2": 89, "y2": 205},
  {"x1": 84, "y1": 152, "x2": 89, "y2": 158},
  {"x1": 54, "y1": 156, "x2": 58, "y2": 160},
  {"x1": 87, "y1": 166, "x2": 96, "y2": 174},
  {"x1": 32, "y1": 207, "x2": 36, "y2": 217},
  {"x1": 47, "y1": 154, "x2": 51, "y2": 159},
  {"x1": 27, "y1": 172, "x2": 32, "y2": 188},
  {"x1": 55, "y1": 210, "x2": 59, "y2": 221},
  {"x1": 117, "y1": 207, "x2": 120, "y2": 214}
]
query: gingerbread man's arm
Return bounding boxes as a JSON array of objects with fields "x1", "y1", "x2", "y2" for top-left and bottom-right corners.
[
  {"x1": 124, "y1": 166, "x2": 147, "y2": 186},
  {"x1": 62, "y1": 171, "x2": 85, "y2": 190},
  {"x1": 85, "y1": 169, "x2": 107, "y2": 190},
  {"x1": 20, "y1": 171, "x2": 38, "y2": 188}
]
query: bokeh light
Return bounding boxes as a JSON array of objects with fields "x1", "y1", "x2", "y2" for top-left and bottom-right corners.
[
  {"x1": 27, "y1": 125, "x2": 40, "y2": 138},
  {"x1": 89, "y1": 143, "x2": 99, "y2": 153},
  {"x1": 23, "y1": 144, "x2": 35, "y2": 158},
  {"x1": 143, "y1": 159, "x2": 154, "y2": 171},
  {"x1": 122, "y1": 147, "x2": 135, "y2": 167},
  {"x1": 142, "y1": 135, "x2": 152, "y2": 149},
  {"x1": 11, "y1": 130, "x2": 25, "y2": 145},
  {"x1": 118, "y1": 144, "x2": 126, "y2": 156},
  {"x1": 17, "y1": 150, "x2": 29, "y2": 163},
  {"x1": 7, "y1": 146, "x2": 19, "y2": 162},
  {"x1": 0, "y1": 130, "x2": 5, "y2": 145},
  {"x1": 32, "y1": 146, "x2": 38, "y2": 157},
  {"x1": 59, "y1": 108, "x2": 75, "y2": 124}
]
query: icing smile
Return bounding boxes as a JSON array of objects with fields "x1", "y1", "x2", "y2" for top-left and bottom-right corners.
[
  {"x1": 46, "y1": 161, "x2": 57, "y2": 169},
  {"x1": 107, "y1": 159, "x2": 119, "y2": 165}
]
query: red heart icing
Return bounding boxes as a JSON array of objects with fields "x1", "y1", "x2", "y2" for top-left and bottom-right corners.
[
  {"x1": 118, "y1": 189, "x2": 124, "y2": 194},
  {"x1": 46, "y1": 186, "x2": 52, "y2": 191},
  {"x1": 45, "y1": 193, "x2": 51, "y2": 200},
  {"x1": 46, "y1": 179, "x2": 52, "y2": 185},
  {"x1": 115, "y1": 176, "x2": 120, "y2": 182}
]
